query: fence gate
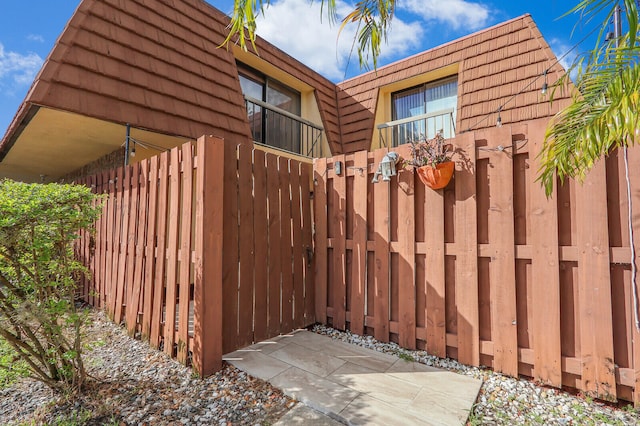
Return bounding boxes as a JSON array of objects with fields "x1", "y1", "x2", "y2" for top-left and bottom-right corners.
[{"x1": 220, "y1": 141, "x2": 315, "y2": 354}]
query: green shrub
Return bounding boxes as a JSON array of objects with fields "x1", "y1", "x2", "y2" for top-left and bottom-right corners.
[
  {"x1": 0, "y1": 333, "x2": 28, "y2": 388},
  {"x1": 0, "y1": 179, "x2": 102, "y2": 393}
]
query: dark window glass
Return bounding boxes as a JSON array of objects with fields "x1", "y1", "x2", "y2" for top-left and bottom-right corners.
[{"x1": 238, "y1": 64, "x2": 302, "y2": 154}]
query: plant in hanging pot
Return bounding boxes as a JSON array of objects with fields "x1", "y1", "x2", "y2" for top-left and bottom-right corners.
[{"x1": 405, "y1": 132, "x2": 455, "y2": 189}]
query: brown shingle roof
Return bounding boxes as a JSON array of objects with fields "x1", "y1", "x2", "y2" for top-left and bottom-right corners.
[
  {"x1": 1, "y1": 3, "x2": 571, "y2": 160},
  {"x1": 0, "y1": 0, "x2": 342, "y2": 156},
  {"x1": 24, "y1": 0, "x2": 250, "y2": 143},
  {"x1": 335, "y1": 14, "x2": 571, "y2": 154}
]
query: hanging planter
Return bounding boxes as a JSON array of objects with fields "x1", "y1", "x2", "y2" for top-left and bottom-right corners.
[
  {"x1": 403, "y1": 132, "x2": 454, "y2": 191},
  {"x1": 416, "y1": 161, "x2": 454, "y2": 189}
]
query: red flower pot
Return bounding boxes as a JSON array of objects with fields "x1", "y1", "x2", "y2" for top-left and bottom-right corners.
[{"x1": 416, "y1": 161, "x2": 454, "y2": 189}]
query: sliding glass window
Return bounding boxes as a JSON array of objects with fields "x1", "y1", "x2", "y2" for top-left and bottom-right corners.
[
  {"x1": 391, "y1": 77, "x2": 458, "y2": 145},
  {"x1": 238, "y1": 64, "x2": 302, "y2": 153}
]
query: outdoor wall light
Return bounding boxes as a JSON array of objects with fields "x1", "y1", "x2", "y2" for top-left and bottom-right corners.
[
  {"x1": 372, "y1": 152, "x2": 399, "y2": 183},
  {"x1": 541, "y1": 70, "x2": 548, "y2": 95}
]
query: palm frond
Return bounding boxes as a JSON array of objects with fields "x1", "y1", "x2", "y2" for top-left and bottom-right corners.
[
  {"x1": 224, "y1": 0, "x2": 396, "y2": 70},
  {"x1": 222, "y1": 0, "x2": 267, "y2": 52},
  {"x1": 539, "y1": 36, "x2": 640, "y2": 195}
]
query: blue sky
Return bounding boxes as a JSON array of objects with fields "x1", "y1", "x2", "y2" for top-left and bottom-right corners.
[{"x1": 0, "y1": 0, "x2": 608, "y2": 137}]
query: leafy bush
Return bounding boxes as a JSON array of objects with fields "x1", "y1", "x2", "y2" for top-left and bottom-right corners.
[
  {"x1": 404, "y1": 132, "x2": 453, "y2": 168},
  {"x1": 0, "y1": 334, "x2": 28, "y2": 388},
  {"x1": 0, "y1": 179, "x2": 102, "y2": 393}
]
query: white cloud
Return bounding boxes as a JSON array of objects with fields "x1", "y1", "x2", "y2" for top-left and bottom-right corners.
[
  {"x1": 27, "y1": 34, "x2": 45, "y2": 43},
  {"x1": 255, "y1": 0, "x2": 423, "y2": 80},
  {"x1": 401, "y1": 0, "x2": 490, "y2": 30},
  {"x1": 0, "y1": 43, "x2": 43, "y2": 89},
  {"x1": 548, "y1": 38, "x2": 575, "y2": 71},
  {"x1": 548, "y1": 37, "x2": 579, "y2": 81}
]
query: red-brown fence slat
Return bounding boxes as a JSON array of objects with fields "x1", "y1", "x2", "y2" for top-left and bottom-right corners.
[
  {"x1": 78, "y1": 177, "x2": 85, "y2": 300},
  {"x1": 177, "y1": 143, "x2": 194, "y2": 363},
  {"x1": 237, "y1": 143, "x2": 255, "y2": 347},
  {"x1": 92, "y1": 173, "x2": 102, "y2": 307},
  {"x1": 84, "y1": 176, "x2": 93, "y2": 305},
  {"x1": 93, "y1": 174, "x2": 100, "y2": 304},
  {"x1": 252, "y1": 149, "x2": 269, "y2": 342},
  {"x1": 576, "y1": 159, "x2": 617, "y2": 401},
  {"x1": 99, "y1": 171, "x2": 110, "y2": 308},
  {"x1": 192, "y1": 135, "x2": 225, "y2": 376},
  {"x1": 528, "y1": 122, "x2": 562, "y2": 387},
  {"x1": 290, "y1": 160, "x2": 305, "y2": 329},
  {"x1": 222, "y1": 141, "x2": 240, "y2": 353},
  {"x1": 142, "y1": 155, "x2": 159, "y2": 341},
  {"x1": 150, "y1": 152, "x2": 169, "y2": 348},
  {"x1": 114, "y1": 166, "x2": 131, "y2": 324},
  {"x1": 332, "y1": 154, "x2": 347, "y2": 330},
  {"x1": 629, "y1": 146, "x2": 640, "y2": 406},
  {"x1": 423, "y1": 160, "x2": 447, "y2": 358},
  {"x1": 373, "y1": 148, "x2": 390, "y2": 342},
  {"x1": 164, "y1": 148, "x2": 181, "y2": 357},
  {"x1": 350, "y1": 151, "x2": 368, "y2": 335},
  {"x1": 98, "y1": 172, "x2": 107, "y2": 307},
  {"x1": 279, "y1": 156, "x2": 294, "y2": 333},
  {"x1": 77, "y1": 177, "x2": 86, "y2": 301},
  {"x1": 84, "y1": 176, "x2": 93, "y2": 303},
  {"x1": 91, "y1": 175, "x2": 99, "y2": 306},
  {"x1": 91, "y1": 174, "x2": 98, "y2": 305},
  {"x1": 73, "y1": 177, "x2": 82, "y2": 299},
  {"x1": 454, "y1": 132, "x2": 479, "y2": 366},
  {"x1": 124, "y1": 164, "x2": 140, "y2": 330},
  {"x1": 104, "y1": 169, "x2": 117, "y2": 318},
  {"x1": 314, "y1": 157, "x2": 328, "y2": 324},
  {"x1": 127, "y1": 162, "x2": 145, "y2": 335},
  {"x1": 486, "y1": 126, "x2": 518, "y2": 376},
  {"x1": 133, "y1": 160, "x2": 150, "y2": 327},
  {"x1": 397, "y1": 165, "x2": 416, "y2": 349},
  {"x1": 266, "y1": 153, "x2": 281, "y2": 337},
  {"x1": 81, "y1": 176, "x2": 88, "y2": 303},
  {"x1": 300, "y1": 163, "x2": 315, "y2": 324}
]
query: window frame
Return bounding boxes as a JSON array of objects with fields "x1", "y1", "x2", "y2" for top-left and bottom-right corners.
[
  {"x1": 237, "y1": 63, "x2": 303, "y2": 153},
  {"x1": 391, "y1": 76, "x2": 458, "y2": 120},
  {"x1": 390, "y1": 76, "x2": 458, "y2": 145}
]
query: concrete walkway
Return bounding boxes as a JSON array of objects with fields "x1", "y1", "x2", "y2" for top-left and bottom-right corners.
[{"x1": 223, "y1": 330, "x2": 482, "y2": 425}]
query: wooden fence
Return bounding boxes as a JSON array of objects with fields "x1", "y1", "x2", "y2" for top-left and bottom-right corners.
[
  {"x1": 219, "y1": 139, "x2": 315, "y2": 354},
  {"x1": 314, "y1": 117, "x2": 640, "y2": 404},
  {"x1": 76, "y1": 136, "x2": 314, "y2": 375}
]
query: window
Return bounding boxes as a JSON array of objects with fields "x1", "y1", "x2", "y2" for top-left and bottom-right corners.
[
  {"x1": 238, "y1": 64, "x2": 302, "y2": 153},
  {"x1": 391, "y1": 77, "x2": 457, "y2": 145}
]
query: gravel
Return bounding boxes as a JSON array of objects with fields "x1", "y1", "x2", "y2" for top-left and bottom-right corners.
[
  {"x1": 0, "y1": 310, "x2": 293, "y2": 425},
  {"x1": 3, "y1": 311, "x2": 639, "y2": 425},
  {"x1": 311, "y1": 324, "x2": 640, "y2": 425}
]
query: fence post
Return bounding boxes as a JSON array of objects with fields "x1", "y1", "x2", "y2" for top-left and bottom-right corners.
[
  {"x1": 193, "y1": 135, "x2": 225, "y2": 376},
  {"x1": 454, "y1": 132, "x2": 479, "y2": 367}
]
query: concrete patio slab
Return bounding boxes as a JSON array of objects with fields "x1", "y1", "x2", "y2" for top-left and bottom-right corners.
[
  {"x1": 328, "y1": 362, "x2": 422, "y2": 406},
  {"x1": 319, "y1": 338, "x2": 397, "y2": 372},
  {"x1": 222, "y1": 348, "x2": 290, "y2": 381},
  {"x1": 270, "y1": 366, "x2": 359, "y2": 415},
  {"x1": 386, "y1": 359, "x2": 482, "y2": 405},
  {"x1": 339, "y1": 394, "x2": 430, "y2": 425},
  {"x1": 270, "y1": 342, "x2": 346, "y2": 377},
  {"x1": 274, "y1": 403, "x2": 345, "y2": 426},
  {"x1": 244, "y1": 337, "x2": 292, "y2": 355},
  {"x1": 223, "y1": 330, "x2": 482, "y2": 425}
]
